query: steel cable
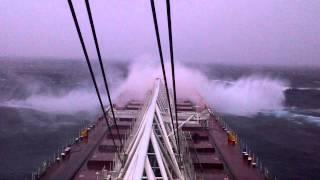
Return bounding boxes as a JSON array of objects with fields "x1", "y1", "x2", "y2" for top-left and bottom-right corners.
[
  {"x1": 84, "y1": 0, "x2": 123, "y2": 150},
  {"x1": 67, "y1": 0, "x2": 122, "y2": 164},
  {"x1": 149, "y1": 0, "x2": 180, "y2": 157}
]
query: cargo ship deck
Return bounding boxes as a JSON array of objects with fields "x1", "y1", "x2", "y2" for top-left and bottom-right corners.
[{"x1": 36, "y1": 80, "x2": 266, "y2": 180}]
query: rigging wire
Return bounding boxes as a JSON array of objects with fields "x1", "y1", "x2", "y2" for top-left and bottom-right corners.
[
  {"x1": 84, "y1": 0, "x2": 123, "y2": 150},
  {"x1": 149, "y1": 0, "x2": 180, "y2": 159},
  {"x1": 165, "y1": 0, "x2": 181, "y2": 157},
  {"x1": 67, "y1": 0, "x2": 122, "y2": 164}
]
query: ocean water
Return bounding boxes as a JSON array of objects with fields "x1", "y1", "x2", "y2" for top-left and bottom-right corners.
[{"x1": 0, "y1": 58, "x2": 320, "y2": 179}]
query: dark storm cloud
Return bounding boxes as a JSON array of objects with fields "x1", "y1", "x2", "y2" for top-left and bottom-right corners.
[{"x1": 1, "y1": 0, "x2": 320, "y2": 66}]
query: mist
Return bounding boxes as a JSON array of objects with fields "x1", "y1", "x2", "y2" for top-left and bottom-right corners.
[
  {"x1": 202, "y1": 76, "x2": 287, "y2": 116},
  {"x1": 0, "y1": 55, "x2": 287, "y2": 116},
  {"x1": 114, "y1": 56, "x2": 288, "y2": 116},
  {"x1": 4, "y1": 89, "x2": 99, "y2": 115}
]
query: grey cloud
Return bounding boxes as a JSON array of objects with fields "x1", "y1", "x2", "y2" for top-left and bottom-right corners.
[{"x1": 1, "y1": 0, "x2": 319, "y2": 66}]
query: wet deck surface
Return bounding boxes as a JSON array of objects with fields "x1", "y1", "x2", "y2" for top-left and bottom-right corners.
[
  {"x1": 42, "y1": 119, "x2": 107, "y2": 180},
  {"x1": 72, "y1": 115, "x2": 136, "y2": 179},
  {"x1": 180, "y1": 101, "x2": 264, "y2": 180},
  {"x1": 207, "y1": 116, "x2": 265, "y2": 180},
  {"x1": 41, "y1": 100, "x2": 264, "y2": 180}
]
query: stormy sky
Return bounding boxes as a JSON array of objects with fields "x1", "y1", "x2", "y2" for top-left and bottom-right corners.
[{"x1": 1, "y1": 0, "x2": 319, "y2": 66}]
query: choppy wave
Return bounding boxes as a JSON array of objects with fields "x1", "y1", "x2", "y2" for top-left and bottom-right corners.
[{"x1": 265, "y1": 110, "x2": 320, "y2": 126}]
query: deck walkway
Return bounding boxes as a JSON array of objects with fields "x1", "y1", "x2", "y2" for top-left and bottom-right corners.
[
  {"x1": 208, "y1": 116, "x2": 264, "y2": 180},
  {"x1": 42, "y1": 119, "x2": 107, "y2": 180}
]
